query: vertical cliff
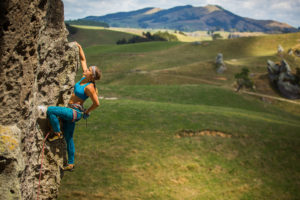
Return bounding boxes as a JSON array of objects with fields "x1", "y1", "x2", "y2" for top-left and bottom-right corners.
[{"x1": 0, "y1": 0, "x2": 79, "y2": 199}]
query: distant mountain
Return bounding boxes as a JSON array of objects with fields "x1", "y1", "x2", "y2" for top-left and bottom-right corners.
[{"x1": 83, "y1": 5, "x2": 297, "y2": 33}]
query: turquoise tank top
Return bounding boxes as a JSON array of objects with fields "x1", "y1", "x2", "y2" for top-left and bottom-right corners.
[{"x1": 74, "y1": 77, "x2": 92, "y2": 100}]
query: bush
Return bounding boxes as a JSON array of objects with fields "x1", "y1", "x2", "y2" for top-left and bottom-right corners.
[
  {"x1": 179, "y1": 31, "x2": 186, "y2": 36},
  {"x1": 116, "y1": 38, "x2": 128, "y2": 45},
  {"x1": 153, "y1": 31, "x2": 178, "y2": 41},
  {"x1": 117, "y1": 35, "x2": 149, "y2": 45},
  {"x1": 212, "y1": 33, "x2": 222, "y2": 40}
]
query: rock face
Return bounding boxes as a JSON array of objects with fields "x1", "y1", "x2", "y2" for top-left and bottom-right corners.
[
  {"x1": 0, "y1": 0, "x2": 79, "y2": 199},
  {"x1": 267, "y1": 60, "x2": 300, "y2": 99}
]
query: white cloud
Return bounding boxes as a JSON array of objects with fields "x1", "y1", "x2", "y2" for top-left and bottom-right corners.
[
  {"x1": 62, "y1": 0, "x2": 300, "y2": 27},
  {"x1": 271, "y1": 2, "x2": 292, "y2": 10}
]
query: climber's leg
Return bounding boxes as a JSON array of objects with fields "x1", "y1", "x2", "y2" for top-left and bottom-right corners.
[
  {"x1": 47, "y1": 106, "x2": 74, "y2": 133},
  {"x1": 62, "y1": 120, "x2": 76, "y2": 165}
]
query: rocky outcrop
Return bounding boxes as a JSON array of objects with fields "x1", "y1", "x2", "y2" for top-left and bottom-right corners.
[
  {"x1": 267, "y1": 60, "x2": 300, "y2": 99},
  {"x1": 215, "y1": 53, "x2": 226, "y2": 74},
  {"x1": 277, "y1": 44, "x2": 284, "y2": 54},
  {"x1": 0, "y1": 0, "x2": 79, "y2": 199}
]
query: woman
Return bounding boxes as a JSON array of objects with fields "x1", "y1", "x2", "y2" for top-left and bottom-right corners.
[{"x1": 46, "y1": 42, "x2": 102, "y2": 171}]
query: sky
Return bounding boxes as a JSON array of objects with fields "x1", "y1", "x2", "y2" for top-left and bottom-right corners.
[{"x1": 62, "y1": 0, "x2": 300, "y2": 28}]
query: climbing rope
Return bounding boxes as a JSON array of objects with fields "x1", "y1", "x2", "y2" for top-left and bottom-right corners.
[{"x1": 36, "y1": 131, "x2": 50, "y2": 200}]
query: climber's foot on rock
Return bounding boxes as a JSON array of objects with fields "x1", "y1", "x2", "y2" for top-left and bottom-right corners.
[
  {"x1": 38, "y1": 105, "x2": 48, "y2": 116},
  {"x1": 63, "y1": 164, "x2": 75, "y2": 172},
  {"x1": 48, "y1": 132, "x2": 63, "y2": 142}
]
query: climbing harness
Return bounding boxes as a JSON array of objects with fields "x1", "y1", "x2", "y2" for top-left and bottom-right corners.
[
  {"x1": 36, "y1": 131, "x2": 50, "y2": 200},
  {"x1": 72, "y1": 109, "x2": 77, "y2": 122},
  {"x1": 68, "y1": 103, "x2": 88, "y2": 127}
]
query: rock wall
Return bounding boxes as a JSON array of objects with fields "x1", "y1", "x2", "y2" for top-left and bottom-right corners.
[{"x1": 0, "y1": 0, "x2": 79, "y2": 199}]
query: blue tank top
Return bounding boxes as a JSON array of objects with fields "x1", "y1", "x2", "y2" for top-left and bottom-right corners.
[{"x1": 74, "y1": 77, "x2": 92, "y2": 100}]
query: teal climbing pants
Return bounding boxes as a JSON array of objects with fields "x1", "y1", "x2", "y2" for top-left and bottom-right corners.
[{"x1": 47, "y1": 106, "x2": 82, "y2": 164}]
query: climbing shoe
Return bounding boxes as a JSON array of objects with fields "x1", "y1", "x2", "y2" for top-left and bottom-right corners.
[
  {"x1": 48, "y1": 132, "x2": 63, "y2": 142},
  {"x1": 63, "y1": 164, "x2": 75, "y2": 172}
]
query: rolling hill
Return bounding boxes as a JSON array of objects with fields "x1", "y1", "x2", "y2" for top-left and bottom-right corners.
[{"x1": 83, "y1": 5, "x2": 297, "y2": 33}]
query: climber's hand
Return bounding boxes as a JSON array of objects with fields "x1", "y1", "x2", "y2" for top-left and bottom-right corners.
[
  {"x1": 83, "y1": 112, "x2": 89, "y2": 119},
  {"x1": 75, "y1": 42, "x2": 81, "y2": 48}
]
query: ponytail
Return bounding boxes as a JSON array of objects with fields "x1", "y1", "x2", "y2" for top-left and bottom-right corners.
[
  {"x1": 92, "y1": 81, "x2": 98, "y2": 95},
  {"x1": 90, "y1": 66, "x2": 101, "y2": 96}
]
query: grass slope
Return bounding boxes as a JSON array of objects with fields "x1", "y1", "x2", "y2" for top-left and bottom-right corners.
[
  {"x1": 58, "y1": 85, "x2": 300, "y2": 200},
  {"x1": 83, "y1": 32, "x2": 300, "y2": 95},
  {"x1": 67, "y1": 26, "x2": 136, "y2": 47}
]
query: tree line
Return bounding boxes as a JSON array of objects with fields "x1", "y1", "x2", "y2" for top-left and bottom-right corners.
[{"x1": 117, "y1": 31, "x2": 178, "y2": 45}]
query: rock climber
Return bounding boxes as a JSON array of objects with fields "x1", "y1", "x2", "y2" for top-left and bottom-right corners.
[{"x1": 46, "y1": 42, "x2": 102, "y2": 171}]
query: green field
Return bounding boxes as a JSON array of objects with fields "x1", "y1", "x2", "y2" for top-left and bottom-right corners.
[{"x1": 59, "y1": 27, "x2": 300, "y2": 199}]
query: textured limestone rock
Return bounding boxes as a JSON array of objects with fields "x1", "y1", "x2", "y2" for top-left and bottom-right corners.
[
  {"x1": 267, "y1": 60, "x2": 300, "y2": 99},
  {"x1": 0, "y1": 125, "x2": 23, "y2": 199},
  {"x1": 277, "y1": 44, "x2": 284, "y2": 54},
  {"x1": 215, "y1": 53, "x2": 226, "y2": 74},
  {"x1": 0, "y1": 0, "x2": 79, "y2": 199}
]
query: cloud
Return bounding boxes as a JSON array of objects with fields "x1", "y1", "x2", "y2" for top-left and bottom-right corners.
[{"x1": 62, "y1": 0, "x2": 300, "y2": 27}]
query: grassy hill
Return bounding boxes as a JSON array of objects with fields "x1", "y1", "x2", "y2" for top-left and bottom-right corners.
[
  {"x1": 58, "y1": 85, "x2": 300, "y2": 200},
  {"x1": 81, "y1": 30, "x2": 300, "y2": 96},
  {"x1": 58, "y1": 28, "x2": 300, "y2": 199},
  {"x1": 67, "y1": 25, "x2": 136, "y2": 47}
]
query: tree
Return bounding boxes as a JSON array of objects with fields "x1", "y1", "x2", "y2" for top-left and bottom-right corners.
[
  {"x1": 207, "y1": 30, "x2": 214, "y2": 36},
  {"x1": 212, "y1": 33, "x2": 222, "y2": 40},
  {"x1": 235, "y1": 67, "x2": 254, "y2": 92}
]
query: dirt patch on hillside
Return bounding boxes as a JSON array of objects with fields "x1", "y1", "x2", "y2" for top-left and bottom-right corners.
[
  {"x1": 214, "y1": 77, "x2": 227, "y2": 81},
  {"x1": 176, "y1": 129, "x2": 231, "y2": 138}
]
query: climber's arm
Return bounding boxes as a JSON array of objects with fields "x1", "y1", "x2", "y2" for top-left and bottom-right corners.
[
  {"x1": 85, "y1": 85, "x2": 100, "y2": 115},
  {"x1": 75, "y1": 42, "x2": 88, "y2": 73}
]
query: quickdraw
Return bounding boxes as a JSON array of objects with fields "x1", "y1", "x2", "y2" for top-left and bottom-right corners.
[{"x1": 69, "y1": 104, "x2": 87, "y2": 127}]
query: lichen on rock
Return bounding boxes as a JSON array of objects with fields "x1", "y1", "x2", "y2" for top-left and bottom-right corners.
[{"x1": 0, "y1": 0, "x2": 79, "y2": 199}]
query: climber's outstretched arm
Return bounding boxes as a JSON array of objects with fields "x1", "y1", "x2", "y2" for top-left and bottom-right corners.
[{"x1": 75, "y1": 42, "x2": 88, "y2": 73}]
